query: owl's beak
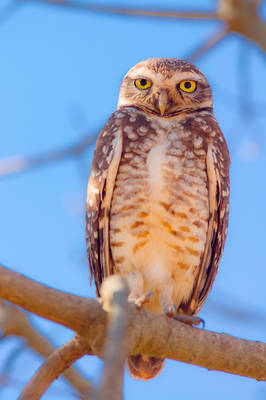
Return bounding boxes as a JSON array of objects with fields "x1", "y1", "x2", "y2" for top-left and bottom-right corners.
[{"x1": 158, "y1": 91, "x2": 168, "y2": 116}]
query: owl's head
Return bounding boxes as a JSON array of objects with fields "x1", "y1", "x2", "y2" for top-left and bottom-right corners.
[{"x1": 118, "y1": 58, "x2": 212, "y2": 117}]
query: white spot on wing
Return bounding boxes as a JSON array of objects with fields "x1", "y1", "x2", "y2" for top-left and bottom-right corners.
[{"x1": 194, "y1": 136, "x2": 203, "y2": 148}]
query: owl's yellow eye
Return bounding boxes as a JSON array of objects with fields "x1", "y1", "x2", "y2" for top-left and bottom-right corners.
[
  {"x1": 179, "y1": 80, "x2": 197, "y2": 93},
  {"x1": 135, "y1": 78, "x2": 152, "y2": 90}
]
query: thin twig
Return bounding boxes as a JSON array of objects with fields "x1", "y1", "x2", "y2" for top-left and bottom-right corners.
[
  {"x1": 0, "y1": 132, "x2": 97, "y2": 178},
  {"x1": 0, "y1": 300, "x2": 92, "y2": 395},
  {"x1": 0, "y1": 1, "x2": 23, "y2": 28},
  {"x1": 19, "y1": 336, "x2": 91, "y2": 400},
  {"x1": 24, "y1": 0, "x2": 266, "y2": 54},
  {"x1": 187, "y1": 27, "x2": 229, "y2": 62},
  {"x1": 0, "y1": 343, "x2": 26, "y2": 389},
  {"x1": 22, "y1": 0, "x2": 219, "y2": 20}
]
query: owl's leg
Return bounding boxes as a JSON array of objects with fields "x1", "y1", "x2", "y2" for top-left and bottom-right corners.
[
  {"x1": 134, "y1": 291, "x2": 154, "y2": 309},
  {"x1": 159, "y1": 283, "x2": 176, "y2": 317},
  {"x1": 159, "y1": 283, "x2": 204, "y2": 326},
  {"x1": 126, "y1": 271, "x2": 153, "y2": 309}
]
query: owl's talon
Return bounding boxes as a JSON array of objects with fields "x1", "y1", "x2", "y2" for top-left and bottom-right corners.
[
  {"x1": 164, "y1": 304, "x2": 177, "y2": 318},
  {"x1": 174, "y1": 314, "x2": 205, "y2": 328},
  {"x1": 133, "y1": 291, "x2": 154, "y2": 309},
  {"x1": 197, "y1": 317, "x2": 205, "y2": 329}
]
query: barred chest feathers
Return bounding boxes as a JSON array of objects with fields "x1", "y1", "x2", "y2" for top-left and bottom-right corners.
[{"x1": 109, "y1": 108, "x2": 209, "y2": 314}]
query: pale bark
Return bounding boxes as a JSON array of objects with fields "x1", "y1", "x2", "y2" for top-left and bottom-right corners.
[
  {"x1": 1, "y1": 265, "x2": 266, "y2": 382},
  {"x1": 19, "y1": 336, "x2": 91, "y2": 400},
  {"x1": 0, "y1": 300, "x2": 92, "y2": 394}
]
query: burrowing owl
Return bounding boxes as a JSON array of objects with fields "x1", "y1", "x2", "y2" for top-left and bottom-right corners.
[{"x1": 86, "y1": 58, "x2": 230, "y2": 380}]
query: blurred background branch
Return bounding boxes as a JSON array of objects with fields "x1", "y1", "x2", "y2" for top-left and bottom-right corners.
[
  {"x1": 0, "y1": 132, "x2": 97, "y2": 178},
  {"x1": 19, "y1": 335, "x2": 91, "y2": 400},
  {"x1": 0, "y1": 300, "x2": 91, "y2": 396},
  {"x1": 0, "y1": 1, "x2": 23, "y2": 26},
  {"x1": 20, "y1": 0, "x2": 220, "y2": 20},
  {"x1": 19, "y1": 0, "x2": 266, "y2": 53}
]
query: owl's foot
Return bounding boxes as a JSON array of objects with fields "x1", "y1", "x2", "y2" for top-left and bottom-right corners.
[
  {"x1": 130, "y1": 291, "x2": 154, "y2": 309},
  {"x1": 163, "y1": 303, "x2": 204, "y2": 327},
  {"x1": 174, "y1": 314, "x2": 205, "y2": 328},
  {"x1": 163, "y1": 304, "x2": 177, "y2": 318}
]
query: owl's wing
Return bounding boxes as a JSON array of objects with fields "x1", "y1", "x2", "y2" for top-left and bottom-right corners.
[
  {"x1": 86, "y1": 113, "x2": 123, "y2": 296},
  {"x1": 183, "y1": 128, "x2": 230, "y2": 316}
]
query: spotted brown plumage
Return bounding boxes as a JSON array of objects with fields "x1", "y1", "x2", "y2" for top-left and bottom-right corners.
[
  {"x1": 86, "y1": 115, "x2": 123, "y2": 294},
  {"x1": 86, "y1": 58, "x2": 230, "y2": 380}
]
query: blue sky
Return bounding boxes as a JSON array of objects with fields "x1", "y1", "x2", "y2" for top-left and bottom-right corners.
[{"x1": 0, "y1": 0, "x2": 266, "y2": 398}]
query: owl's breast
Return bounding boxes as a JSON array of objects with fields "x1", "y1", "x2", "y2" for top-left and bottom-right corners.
[{"x1": 110, "y1": 112, "x2": 209, "y2": 311}]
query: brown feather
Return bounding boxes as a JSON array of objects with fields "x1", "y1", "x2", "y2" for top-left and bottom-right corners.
[
  {"x1": 179, "y1": 116, "x2": 230, "y2": 315},
  {"x1": 86, "y1": 113, "x2": 123, "y2": 295},
  {"x1": 128, "y1": 355, "x2": 164, "y2": 380}
]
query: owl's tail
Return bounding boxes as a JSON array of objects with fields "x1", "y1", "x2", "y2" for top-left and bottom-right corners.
[{"x1": 127, "y1": 355, "x2": 164, "y2": 380}]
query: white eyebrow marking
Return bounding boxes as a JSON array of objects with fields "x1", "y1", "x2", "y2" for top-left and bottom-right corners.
[{"x1": 127, "y1": 67, "x2": 205, "y2": 85}]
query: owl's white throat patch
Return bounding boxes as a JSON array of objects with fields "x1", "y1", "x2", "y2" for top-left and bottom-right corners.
[{"x1": 146, "y1": 137, "x2": 169, "y2": 197}]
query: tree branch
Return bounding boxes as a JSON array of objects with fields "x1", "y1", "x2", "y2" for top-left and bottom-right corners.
[
  {"x1": 19, "y1": 335, "x2": 91, "y2": 400},
  {"x1": 187, "y1": 27, "x2": 229, "y2": 62},
  {"x1": 0, "y1": 265, "x2": 100, "y2": 333},
  {"x1": 95, "y1": 276, "x2": 131, "y2": 400},
  {"x1": 0, "y1": 132, "x2": 97, "y2": 178},
  {"x1": 0, "y1": 300, "x2": 92, "y2": 395},
  {"x1": 218, "y1": 0, "x2": 266, "y2": 53},
  {"x1": 21, "y1": 0, "x2": 219, "y2": 20},
  {"x1": 1, "y1": 265, "x2": 266, "y2": 382},
  {"x1": 22, "y1": 0, "x2": 266, "y2": 54}
]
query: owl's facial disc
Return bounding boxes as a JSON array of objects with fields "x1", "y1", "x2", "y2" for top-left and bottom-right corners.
[{"x1": 118, "y1": 58, "x2": 213, "y2": 117}]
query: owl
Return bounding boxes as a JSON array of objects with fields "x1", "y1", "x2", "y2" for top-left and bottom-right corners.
[{"x1": 86, "y1": 58, "x2": 230, "y2": 380}]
